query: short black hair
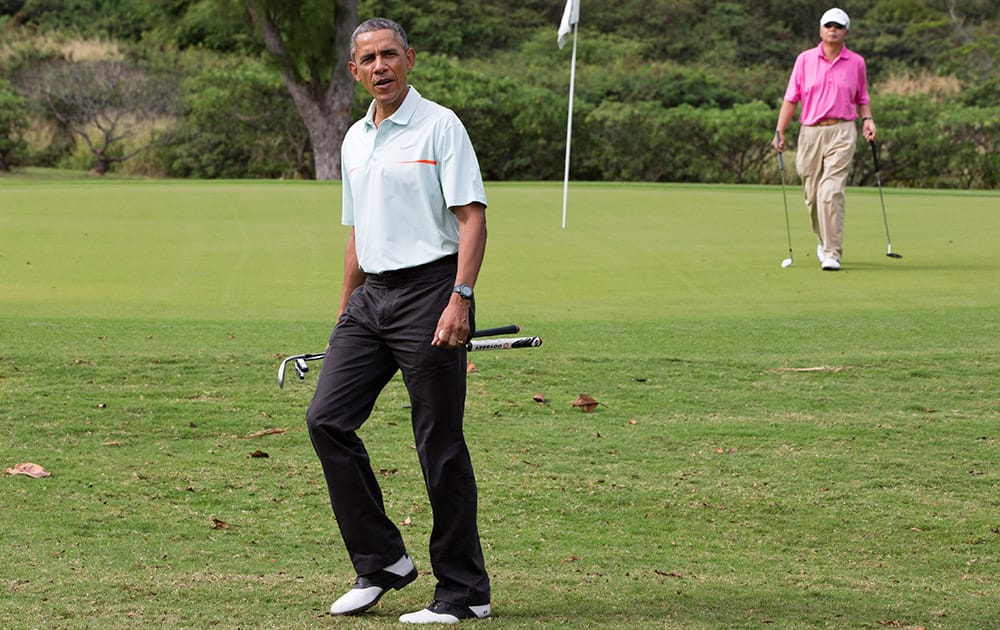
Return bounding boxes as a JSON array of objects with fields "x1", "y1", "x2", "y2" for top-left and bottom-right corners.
[{"x1": 351, "y1": 18, "x2": 409, "y2": 59}]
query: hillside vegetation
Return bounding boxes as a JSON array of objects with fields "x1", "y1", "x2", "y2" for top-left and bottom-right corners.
[{"x1": 1, "y1": 0, "x2": 998, "y2": 187}]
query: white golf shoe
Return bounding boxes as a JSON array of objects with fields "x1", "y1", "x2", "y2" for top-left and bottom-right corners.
[
  {"x1": 821, "y1": 258, "x2": 841, "y2": 271},
  {"x1": 399, "y1": 600, "x2": 491, "y2": 624}
]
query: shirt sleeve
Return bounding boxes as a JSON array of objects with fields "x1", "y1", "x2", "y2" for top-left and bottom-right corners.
[
  {"x1": 341, "y1": 137, "x2": 355, "y2": 227},
  {"x1": 783, "y1": 53, "x2": 804, "y2": 103},
  {"x1": 437, "y1": 113, "x2": 488, "y2": 210},
  {"x1": 855, "y1": 56, "x2": 871, "y2": 106}
]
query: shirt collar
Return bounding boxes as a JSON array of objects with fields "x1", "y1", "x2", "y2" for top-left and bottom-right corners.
[
  {"x1": 813, "y1": 42, "x2": 852, "y2": 63},
  {"x1": 364, "y1": 86, "x2": 422, "y2": 129}
]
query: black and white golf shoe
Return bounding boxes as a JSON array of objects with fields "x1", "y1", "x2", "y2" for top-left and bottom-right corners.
[
  {"x1": 399, "y1": 599, "x2": 491, "y2": 624},
  {"x1": 329, "y1": 554, "x2": 417, "y2": 616}
]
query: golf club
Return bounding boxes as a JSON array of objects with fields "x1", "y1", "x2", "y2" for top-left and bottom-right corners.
[
  {"x1": 776, "y1": 131, "x2": 793, "y2": 268},
  {"x1": 276, "y1": 324, "x2": 539, "y2": 388},
  {"x1": 471, "y1": 324, "x2": 520, "y2": 337},
  {"x1": 869, "y1": 140, "x2": 903, "y2": 259},
  {"x1": 277, "y1": 352, "x2": 325, "y2": 389},
  {"x1": 467, "y1": 336, "x2": 542, "y2": 352}
]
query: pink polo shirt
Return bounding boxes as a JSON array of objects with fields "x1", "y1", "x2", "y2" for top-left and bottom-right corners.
[{"x1": 784, "y1": 43, "x2": 870, "y2": 126}]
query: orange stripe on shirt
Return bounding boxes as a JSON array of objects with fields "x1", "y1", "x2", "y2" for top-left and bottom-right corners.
[{"x1": 398, "y1": 160, "x2": 437, "y2": 165}]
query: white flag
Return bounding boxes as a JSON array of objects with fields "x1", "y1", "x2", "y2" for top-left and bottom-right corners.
[{"x1": 557, "y1": 0, "x2": 579, "y2": 50}]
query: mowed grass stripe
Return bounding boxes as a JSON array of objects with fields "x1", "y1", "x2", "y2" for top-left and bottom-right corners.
[{"x1": 3, "y1": 179, "x2": 998, "y2": 323}]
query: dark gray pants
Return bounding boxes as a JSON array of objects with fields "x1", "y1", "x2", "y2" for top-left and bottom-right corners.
[{"x1": 305, "y1": 255, "x2": 490, "y2": 606}]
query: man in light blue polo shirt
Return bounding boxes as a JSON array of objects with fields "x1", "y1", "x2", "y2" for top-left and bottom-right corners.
[{"x1": 305, "y1": 17, "x2": 491, "y2": 625}]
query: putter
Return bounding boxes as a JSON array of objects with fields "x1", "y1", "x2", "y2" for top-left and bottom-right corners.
[
  {"x1": 276, "y1": 324, "x2": 538, "y2": 388},
  {"x1": 776, "y1": 131, "x2": 793, "y2": 268},
  {"x1": 869, "y1": 140, "x2": 903, "y2": 259}
]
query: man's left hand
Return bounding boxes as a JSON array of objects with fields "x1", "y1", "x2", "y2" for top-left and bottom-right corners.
[{"x1": 431, "y1": 295, "x2": 472, "y2": 349}]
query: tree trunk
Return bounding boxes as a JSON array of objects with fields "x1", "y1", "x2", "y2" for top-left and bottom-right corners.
[
  {"x1": 284, "y1": 74, "x2": 354, "y2": 181},
  {"x1": 251, "y1": 0, "x2": 357, "y2": 181}
]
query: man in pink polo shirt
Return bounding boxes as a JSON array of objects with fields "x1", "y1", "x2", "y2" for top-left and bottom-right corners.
[{"x1": 772, "y1": 8, "x2": 877, "y2": 271}]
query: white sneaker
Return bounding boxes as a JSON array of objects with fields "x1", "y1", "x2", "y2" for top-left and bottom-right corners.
[
  {"x1": 821, "y1": 258, "x2": 841, "y2": 271},
  {"x1": 329, "y1": 554, "x2": 417, "y2": 615},
  {"x1": 399, "y1": 600, "x2": 491, "y2": 624}
]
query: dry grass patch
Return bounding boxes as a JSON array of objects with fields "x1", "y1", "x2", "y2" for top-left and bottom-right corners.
[
  {"x1": 878, "y1": 70, "x2": 962, "y2": 100},
  {"x1": 0, "y1": 34, "x2": 121, "y2": 62}
]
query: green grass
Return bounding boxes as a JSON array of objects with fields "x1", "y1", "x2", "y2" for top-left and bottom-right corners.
[{"x1": 1, "y1": 174, "x2": 998, "y2": 629}]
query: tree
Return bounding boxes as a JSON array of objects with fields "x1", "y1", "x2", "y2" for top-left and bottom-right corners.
[
  {"x1": 168, "y1": 60, "x2": 313, "y2": 179},
  {"x1": 23, "y1": 60, "x2": 178, "y2": 175},
  {"x1": 0, "y1": 79, "x2": 30, "y2": 171},
  {"x1": 240, "y1": 0, "x2": 357, "y2": 180}
]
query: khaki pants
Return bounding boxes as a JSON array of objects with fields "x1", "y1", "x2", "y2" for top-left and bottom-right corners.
[{"x1": 796, "y1": 121, "x2": 856, "y2": 262}]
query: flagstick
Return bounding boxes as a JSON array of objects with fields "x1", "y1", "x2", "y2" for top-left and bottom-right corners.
[{"x1": 561, "y1": 22, "x2": 578, "y2": 230}]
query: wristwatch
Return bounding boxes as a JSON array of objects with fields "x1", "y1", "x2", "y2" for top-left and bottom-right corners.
[{"x1": 452, "y1": 284, "x2": 474, "y2": 300}]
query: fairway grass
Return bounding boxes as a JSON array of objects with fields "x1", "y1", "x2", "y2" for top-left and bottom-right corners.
[{"x1": 1, "y1": 175, "x2": 998, "y2": 628}]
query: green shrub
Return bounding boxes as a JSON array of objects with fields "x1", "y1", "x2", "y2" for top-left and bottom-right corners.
[{"x1": 0, "y1": 79, "x2": 29, "y2": 170}]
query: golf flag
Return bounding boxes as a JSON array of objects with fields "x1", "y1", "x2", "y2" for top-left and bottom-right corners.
[
  {"x1": 557, "y1": 0, "x2": 579, "y2": 50},
  {"x1": 558, "y1": 0, "x2": 579, "y2": 228}
]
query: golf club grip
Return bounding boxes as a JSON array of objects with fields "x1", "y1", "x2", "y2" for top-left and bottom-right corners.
[
  {"x1": 472, "y1": 324, "x2": 520, "y2": 338},
  {"x1": 467, "y1": 336, "x2": 542, "y2": 352},
  {"x1": 870, "y1": 140, "x2": 880, "y2": 172},
  {"x1": 774, "y1": 130, "x2": 784, "y2": 171}
]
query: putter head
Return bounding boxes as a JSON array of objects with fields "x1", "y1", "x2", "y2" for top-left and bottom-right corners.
[
  {"x1": 781, "y1": 258, "x2": 793, "y2": 268},
  {"x1": 887, "y1": 251, "x2": 903, "y2": 259}
]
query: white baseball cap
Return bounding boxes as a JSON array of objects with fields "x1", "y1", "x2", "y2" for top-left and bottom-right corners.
[{"x1": 820, "y1": 8, "x2": 850, "y2": 29}]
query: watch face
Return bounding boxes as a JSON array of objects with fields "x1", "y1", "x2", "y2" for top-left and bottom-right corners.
[{"x1": 455, "y1": 284, "x2": 473, "y2": 299}]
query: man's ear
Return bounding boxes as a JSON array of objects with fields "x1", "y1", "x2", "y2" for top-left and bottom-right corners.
[{"x1": 349, "y1": 60, "x2": 361, "y2": 82}]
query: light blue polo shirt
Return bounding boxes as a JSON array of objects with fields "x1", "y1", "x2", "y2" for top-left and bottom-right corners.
[{"x1": 341, "y1": 86, "x2": 488, "y2": 274}]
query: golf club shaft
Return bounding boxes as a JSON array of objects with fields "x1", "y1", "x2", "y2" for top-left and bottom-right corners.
[
  {"x1": 776, "y1": 131, "x2": 793, "y2": 263},
  {"x1": 870, "y1": 140, "x2": 898, "y2": 256},
  {"x1": 473, "y1": 324, "x2": 519, "y2": 338}
]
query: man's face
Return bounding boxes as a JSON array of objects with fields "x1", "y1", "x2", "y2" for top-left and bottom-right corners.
[
  {"x1": 820, "y1": 22, "x2": 848, "y2": 45},
  {"x1": 349, "y1": 29, "x2": 415, "y2": 116}
]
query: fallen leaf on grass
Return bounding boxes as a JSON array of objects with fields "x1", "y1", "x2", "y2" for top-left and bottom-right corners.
[
  {"x1": 532, "y1": 393, "x2": 546, "y2": 403},
  {"x1": 654, "y1": 569, "x2": 684, "y2": 579},
  {"x1": 239, "y1": 428, "x2": 286, "y2": 439},
  {"x1": 211, "y1": 517, "x2": 230, "y2": 530},
  {"x1": 248, "y1": 450, "x2": 269, "y2": 458},
  {"x1": 4, "y1": 462, "x2": 51, "y2": 478},
  {"x1": 466, "y1": 361, "x2": 477, "y2": 373},
  {"x1": 571, "y1": 394, "x2": 603, "y2": 413}
]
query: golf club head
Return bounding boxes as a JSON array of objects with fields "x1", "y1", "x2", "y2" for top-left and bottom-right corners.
[
  {"x1": 887, "y1": 252, "x2": 903, "y2": 258},
  {"x1": 277, "y1": 357, "x2": 290, "y2": 389},
  {"x1": 294, "y1": 358, "x2": 309, "y2": 379},
  {"x1": 781, "y1": 258, "x2": 793, "y2": 268}
]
